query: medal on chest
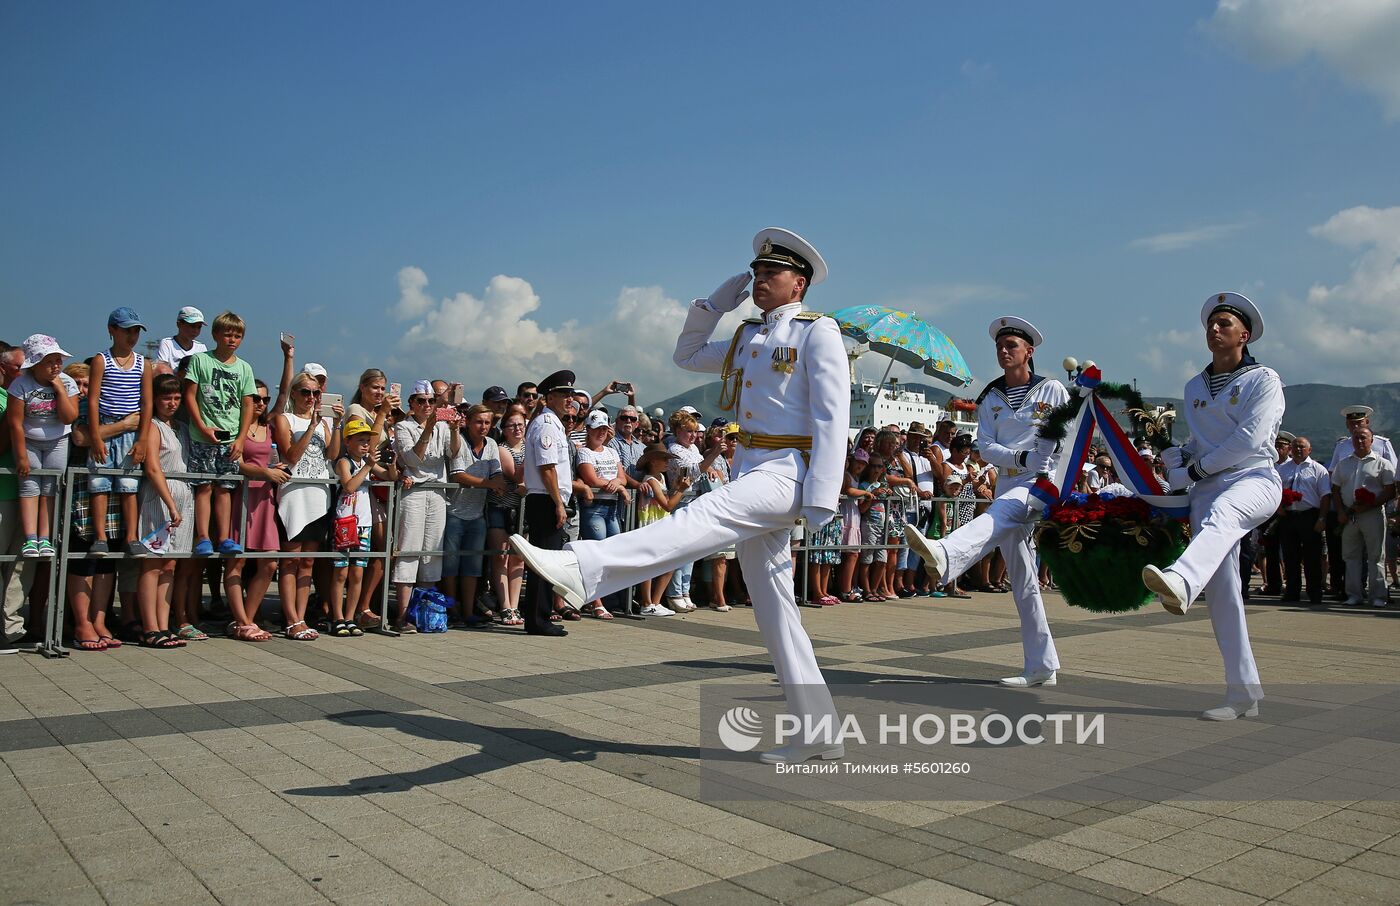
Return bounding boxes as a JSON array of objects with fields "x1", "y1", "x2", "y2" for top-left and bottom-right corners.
[
  {"x1": 1228, "y1": 385, "x2": 1241, "y2": 406},
  {"x1": 772, "y1": 347, "x2": 797, "y2": 374}
]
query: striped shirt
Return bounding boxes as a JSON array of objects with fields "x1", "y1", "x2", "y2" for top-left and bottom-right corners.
[
  {"x1": 98, "y1": 350, "x2": 144, "y2": 419},
  {"x1": 1003, "y1": 383, "x2": 1031, "y2": 410},
  {"x1": 1206, "y1": 366, "x2": 1245, "y2": 398}
]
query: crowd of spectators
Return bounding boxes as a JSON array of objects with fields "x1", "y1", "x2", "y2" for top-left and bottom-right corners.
[{"x1": 2, "y1": 307, "x2": 1395, "y2": 655}]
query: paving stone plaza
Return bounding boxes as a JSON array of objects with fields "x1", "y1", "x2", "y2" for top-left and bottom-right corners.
[{"x1": 4, "y1": 592, "x2": 1400, "y2": 905}]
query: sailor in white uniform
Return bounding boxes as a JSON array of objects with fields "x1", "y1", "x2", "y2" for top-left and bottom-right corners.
[
  {"x1": 510, "y1": 228, "x2": 850, "y2": 764},
  {"x1": 1143, "y1": 292, "x2": 1284, "y2": 720},
  {"x1": 904, "y1": 317, "x2": 1067, "y2": 687},
  {"x1": 1327, "y1": 407, "x2": 1397, "y2": 472}
]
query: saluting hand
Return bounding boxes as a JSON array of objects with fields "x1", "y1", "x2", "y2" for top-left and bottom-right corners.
[{"x1": 705, "y1": 272, "x2": 753, "y2": 313}]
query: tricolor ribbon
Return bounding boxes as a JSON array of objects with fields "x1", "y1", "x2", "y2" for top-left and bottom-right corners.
[{"x1": 1028, "y1": 372, "x2": 1188, "y2": 518}]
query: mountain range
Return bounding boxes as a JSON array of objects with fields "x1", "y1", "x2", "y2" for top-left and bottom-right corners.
[{"x1": 646, "y1": 380, "x2": 1399, "y2": 450}]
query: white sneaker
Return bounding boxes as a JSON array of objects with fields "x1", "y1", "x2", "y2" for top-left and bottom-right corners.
[
  {"x1": 758, "y1": 742, "x2": 845, "y2": 765},
  {"x1": 1143, "y1": 565, "x2": 1190, "y2": 614},
  {"x1": 1000, "y1": 670, "x2": 1057, "y2": 688},
  {"x1": 903, "y1": 525, "x2": 947, "y2": 585},
  {"x1": 1203, "y1": 701, "x2": 1259, "y2": 721},
  {"x1": 640, "y1": 604, "x2": 675, "y2": 616},
  {"x1": 508, "y1": 534, "x2": 586, "y2": 610}
]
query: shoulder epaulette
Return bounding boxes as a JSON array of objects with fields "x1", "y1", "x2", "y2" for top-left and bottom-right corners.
[
  {"x1": 794, "y1": 311, "x2": 826, "y2": 321},
  {"x1": 742, "y1": 317, "x2": 763, "y2": 325}
]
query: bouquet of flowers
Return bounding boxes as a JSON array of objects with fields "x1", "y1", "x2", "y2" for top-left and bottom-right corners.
[
  {"x1": 1354, "y1": 487, "x2": 1377, "y2": 507},
  {"x1": 1034, "y1": 492, "x2": 1188, "y2": 613},
  {"x1": 1280, "y1": 488, "x2": 1304, "y2": 507}
]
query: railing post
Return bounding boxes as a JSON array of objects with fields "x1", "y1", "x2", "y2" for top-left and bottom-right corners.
[{"x1": 42, "y1": 467, "x2": 75, "y2": 658}]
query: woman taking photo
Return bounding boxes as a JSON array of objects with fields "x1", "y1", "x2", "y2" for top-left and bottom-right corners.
[
  {"x1": 273, "y1": 371, "x2": 341, "y2": 641},
  {"x1": 392, "y1": 380, "x2": 459, "y2": 633},
  {"x1": 346, "y1": 368, "x2": 399, "y2": 627},
  {"x1": 663, "y1": 410, "x2": 722, "y2": 612}
]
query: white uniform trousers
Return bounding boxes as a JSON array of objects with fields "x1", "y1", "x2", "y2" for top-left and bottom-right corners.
[
  {"x1": 1342, "y1": 507, "x2": 1388, "y2": 605},
  {"x1": 1166, "y1": 468, "x2": 1279, "y2": 702},
  {"x1": 937, "y1": 485, "x2": 1060, "y2": 674},
  {"x1": 568, "y1": 469, "x2": 839, "y2": 733}
]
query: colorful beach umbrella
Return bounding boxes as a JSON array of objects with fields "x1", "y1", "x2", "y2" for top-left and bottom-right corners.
[{"x1": 828, "y1": 305, "x2": 973, "y2": 388}]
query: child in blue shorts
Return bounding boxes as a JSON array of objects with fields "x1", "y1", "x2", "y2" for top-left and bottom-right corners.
[{"x1": 87, "y1": 307, "x2": 155, "y2": 557}]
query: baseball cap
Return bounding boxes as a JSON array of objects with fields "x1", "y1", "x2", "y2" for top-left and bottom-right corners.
[
  {"x1": 482, "y1": 385, "x2": 509, "y2": 403},
  {"x1": 304, "y1": 363, "x2": 327, "y2": 379},
  {"x1": 177, "y1": 306, "x2": 205, "y2": 324},
  {"x1": 108, "y1": 307, "x2": 146, "y2": 330},
  {"x1": 343, "y1": 418, "x2": 373, "y2": 438},
  {"x1": 585, "y1": 410, "x2": 610, "y2": 429}
]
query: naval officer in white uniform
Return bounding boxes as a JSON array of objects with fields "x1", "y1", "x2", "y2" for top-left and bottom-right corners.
[
  {"x1": 1143, "y1": 292, "x2": 1284, "y2": 720},
  {"x1": 1327, "y1": 407, "x2": 1397, "y2": 472},
  {"x1": 511, "y1": 228, "x2": 850, "y2": 764},
  {"x1": 904, "y1": 317, "x2": 1067, "y2": 687}
]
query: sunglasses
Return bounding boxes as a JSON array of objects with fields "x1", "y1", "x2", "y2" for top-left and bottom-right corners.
[
  {"x1": 409, "y1": 396, "x2": 429, "y2": 405},
  {"x1": 255, "y1": 395, "x2": 270, "y2": 404},
  {"x1": 619, "y1": 415, "x2": 638, "y2": 422},
  {"x1": 521, "y1": 392, "x2": 539, "y2": 399},
  {"x1": 295, "y1": 388, "x2": 321, "y2": 397}
]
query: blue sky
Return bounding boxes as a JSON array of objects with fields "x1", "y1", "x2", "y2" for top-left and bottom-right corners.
[{"x1": 4, "y1": 0, "x2": 1399, "y2": 401}]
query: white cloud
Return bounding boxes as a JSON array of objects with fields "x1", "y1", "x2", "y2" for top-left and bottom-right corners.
[
  {"x1": 1206, "y1": 0, "x2": 1400, "y2": 118},
  {"x1": 1128, "y1": 222, "x2": 1249, "y2": 253},
  {"x1": 1272, "y1": 204, "x2": 1400, "y2": 383},
  {"x1": 960, "y1": 60, "x2": 995, "y2": 80},
  {"x1": 390, "y1": 268, "x2": 746, "y2": 402}
]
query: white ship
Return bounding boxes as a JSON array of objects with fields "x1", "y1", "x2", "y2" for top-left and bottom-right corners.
[{"x1": 847, "y1": 345, "x2": 978, "y2": 439}]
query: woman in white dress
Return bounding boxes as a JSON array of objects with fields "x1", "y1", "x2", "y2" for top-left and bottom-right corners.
[{"x1": 273, "y1": 371, "x2": 341, "y2": 640}]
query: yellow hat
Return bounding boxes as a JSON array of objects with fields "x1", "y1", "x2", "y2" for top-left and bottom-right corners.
[{"x1": 343, "y1": 417, "x2": 373, "y2": 438}]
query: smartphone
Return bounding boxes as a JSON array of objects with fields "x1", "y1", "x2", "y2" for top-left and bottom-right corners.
[
  {"x1": 434, "y1": 406, "x2": 457, "y2": 423},
  {"x1": 449, "y1": 382, "x2": 463, "y2": 406},
  {"x1": 617, "y1": 382, "x2": 634, "y2": 394},
  {"x1": 214, "y1": 429, "x2": 233, "y2": 442},
  {"x1": 279, "y1": 332, "x2": 294, "y2": 346},
  {"x1": 319, "y1": 392, "x2": 343, "y2": 419}
]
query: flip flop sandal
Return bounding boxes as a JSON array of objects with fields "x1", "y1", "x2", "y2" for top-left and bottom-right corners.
[
  {"x1": 98, "y1": 636, "x2": 123, "y2": 649},
  {"x1": 73, "y1": 638, "x2": 107, "y2": 652}
]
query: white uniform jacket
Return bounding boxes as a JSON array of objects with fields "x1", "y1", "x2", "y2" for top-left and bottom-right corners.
[
  {"x1": 1328, "y1": 434, "x2": 1398, "y2": 473},
  {"x1": 673, "y1": 300, "x2": 850, "y2": 514},
  {"x1": 974, "y1": 375, "x2": 1069, "y2": 490},
  {"x1": 1182, "y1": 362, "x2": 1285, "y2": 479}
]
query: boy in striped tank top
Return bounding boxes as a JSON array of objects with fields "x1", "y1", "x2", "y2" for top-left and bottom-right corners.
[{"x1": 87, "y1": 308, "x2": 154, "y2": 557}]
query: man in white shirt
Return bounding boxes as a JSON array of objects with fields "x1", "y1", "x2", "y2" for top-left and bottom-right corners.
[
  {"x1": 1275, "y1": 436, "x2": 1330, "y2": 604},
  {"x1": 1330, "y1": 428, "x2": 1397, "y2": 608},
  {"x1": 155, "y1": 306, "x2": 207, "y2": 373},
  {"x1": 520, "y1": 369, "x2": 577, "y2": 637},
  {"x1": 1144, "y1": 292, "x2": 1284, "y2": 720}
]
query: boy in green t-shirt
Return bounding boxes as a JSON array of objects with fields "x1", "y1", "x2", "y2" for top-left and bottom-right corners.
[{"x1": 183, "y1": 311, "x2": 256, "y2": 556}]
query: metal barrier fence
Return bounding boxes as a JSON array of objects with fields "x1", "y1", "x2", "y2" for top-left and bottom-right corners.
[{"x1": 3, "y1": 463, "x2": 973, "y2": 658}]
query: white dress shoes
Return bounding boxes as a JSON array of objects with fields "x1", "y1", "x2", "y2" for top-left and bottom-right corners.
[
  {"x1": 759, "y1": 742, "x2": 845, "y2": 765},
  {"x1": 509, "y1": 534, "x2": 586, "y2": 610},
  {"x1": 999, "y1": 670, "x2": 1057, "y2": 688},
  {"x1": 1143, "y1": 565, "x2": 1191, "y2": 615},
  {"x1": 903, "y1": 525, "x2": 947, "y2": 585},
  {"x1": 1203, "y1": 700, "x2": 1259, "y2": 721}
]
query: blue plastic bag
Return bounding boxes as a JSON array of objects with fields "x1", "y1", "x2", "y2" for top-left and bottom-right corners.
[{"x1": 407, "y1": 587, "x2": 450, "y2": 633}]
